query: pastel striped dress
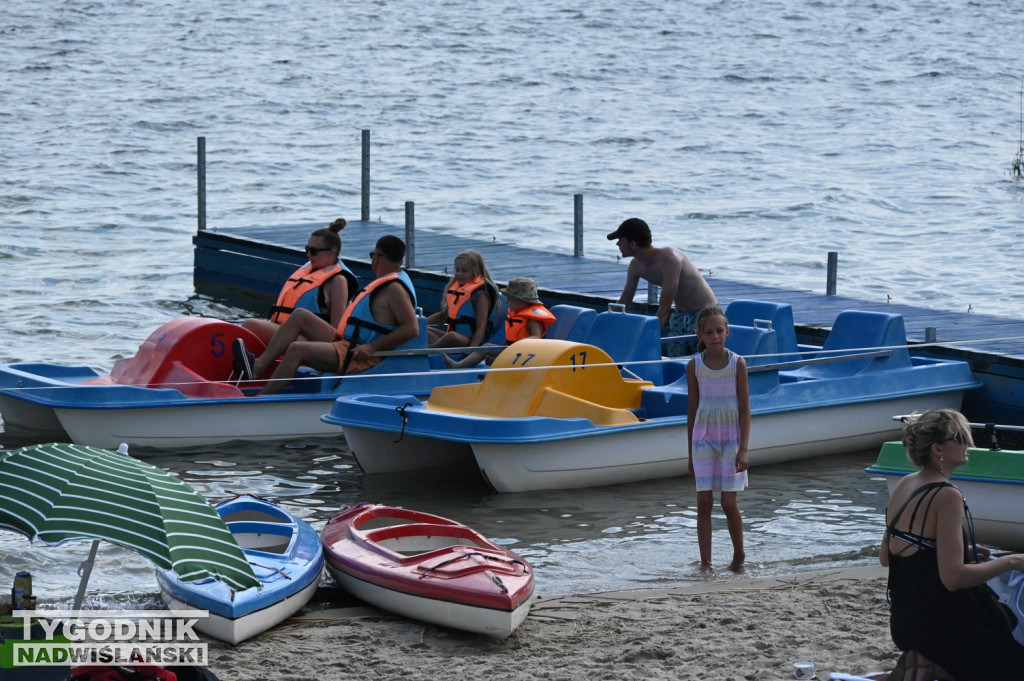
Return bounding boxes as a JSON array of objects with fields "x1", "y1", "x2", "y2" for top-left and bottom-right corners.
[{"x1": 691, "y1": 350, "x2": 748, "y2": 493}]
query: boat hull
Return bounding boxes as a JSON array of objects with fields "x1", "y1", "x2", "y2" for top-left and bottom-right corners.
[
  {"x1": 321, "y1": 504, "x2": 534, "y2": 638},
  {"x1": 155, "y1": 495, "x2": 324, "y2": 644},
  {"x1": 467, "y1": 392, "x2": 966, "y2": 493},
  {"x1": 867, "y1": 440, "x2": 1024, "y2": 552},
  {"x1": 341, "y1": 422, "x2": 476, "y2": 474},
  {"x1": 0, "y1": 317, "x2": 472, "y2": 449},
  {"x1": 56, "y1": 399, "x2": 341, "y2": 449}
]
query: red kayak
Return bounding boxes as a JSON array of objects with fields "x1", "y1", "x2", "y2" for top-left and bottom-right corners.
[{"x1": 321, "y1": 503, "x2": 535, "y2": 637}]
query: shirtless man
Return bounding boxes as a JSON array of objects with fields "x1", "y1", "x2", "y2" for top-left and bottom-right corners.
[{"x1": 608, "y1": 217, "x2": 717, "y2": 354}]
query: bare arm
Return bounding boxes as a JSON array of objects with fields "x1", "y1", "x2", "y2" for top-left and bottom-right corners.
[
  {"x1": 734, "y1": 356, "x2": 750, "y2": 472},
  {"x1": 324, "y1": 275, "x2": 349, "y2": 329},
  {"x1": 352, "y1": 285, "x2": 419, "y2": 361},
  {"x1": 656, "y1": 261, "x2": 682, "y2": 328},
  {"x1": 934, "y1": 486, "x2": 1024, "y2": 589},
  {"x1": 686, "y1": 358, "x2": 699, "y2": 473},
  {"x1": 616, "y1": 262, "x2": 641, "y2": 311}
]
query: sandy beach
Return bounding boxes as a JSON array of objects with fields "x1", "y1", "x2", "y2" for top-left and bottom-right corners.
[{"x1": 205, "y1": 565, "x2": 896, "y2": 680}]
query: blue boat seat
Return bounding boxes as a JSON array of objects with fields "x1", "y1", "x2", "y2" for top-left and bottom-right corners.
[
  {"x1": 725, "y1": 300, "x2": 801, "y2": 360},
  {"x1": 547, "y1": 305, "x2": 597, "y2": 342},
  {"x1": 582, "y1": 310, "x2": 663, "y2": 384},
  {"x1": 785, "y1": 310, "x2": 912, "y2": 379},
  {"x1": 725, "y1": 325, "x2": 777, "y2": 368}
]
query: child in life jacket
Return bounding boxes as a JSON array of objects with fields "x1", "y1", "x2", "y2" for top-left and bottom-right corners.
[
  {"x1": 444, "y1": 277, "x2": 554, "y2": 369},
  {"x1": 427, "y1": 250, "x2": 501, "y2": 349}
]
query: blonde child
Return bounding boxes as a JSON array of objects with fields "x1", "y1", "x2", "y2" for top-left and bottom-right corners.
[
  {"x1": 427, "y1": 250, "x2": 499, "y2": 349},
  {"x1": 444, "y1": 277, "x2": 554, "y2": 369},
  {"x1": 686, "y1": 305, "x2": 751, "y2": 572}
]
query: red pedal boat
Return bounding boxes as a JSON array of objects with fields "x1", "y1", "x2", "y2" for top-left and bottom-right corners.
[{"x1": 320, "y1": 503, "x2": 535, "y2": 637}]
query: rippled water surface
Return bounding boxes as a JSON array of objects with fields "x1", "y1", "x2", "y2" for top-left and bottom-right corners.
[{"x1": 2, "y1": 0, "x2": 1023, "y2": 601}]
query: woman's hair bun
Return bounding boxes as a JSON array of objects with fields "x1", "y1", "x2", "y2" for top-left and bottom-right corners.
[{"x1": 329, "y1": 217, "x2": 347, "y2": 232}]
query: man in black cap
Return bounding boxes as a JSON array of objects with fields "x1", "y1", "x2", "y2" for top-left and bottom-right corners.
[{"x1": 607, "y1": 217, "x2": 717, "y2": 354}]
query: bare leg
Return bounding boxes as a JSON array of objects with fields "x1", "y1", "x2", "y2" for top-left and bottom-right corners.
[
  {"x1": 258, "y1": 341, "x2": 341, "y2": 396},
  {"x1": 721, "y1": 491, "x2": 745, "y2": 570},
  {"x1": 252, "y1": 309, "x2": 335, "y2": 377},
  {"x1": 696, "y1": 490, "x2": 714, "y2": 571},
  {"x1": 430, "y1": 331, "x2": 471, "y2": 349},
  {"x1": 241, "y1": 319, "x2": 280, "y2": 347}
]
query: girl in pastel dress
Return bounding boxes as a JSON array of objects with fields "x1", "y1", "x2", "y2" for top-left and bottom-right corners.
[{"x1": 686, "y1": 305, "x2": 751, "y2": 572}]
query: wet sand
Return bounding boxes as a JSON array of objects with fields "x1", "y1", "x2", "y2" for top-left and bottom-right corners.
[{"x1": 205, "y1": 565, "x2": 896, "y2": 680}]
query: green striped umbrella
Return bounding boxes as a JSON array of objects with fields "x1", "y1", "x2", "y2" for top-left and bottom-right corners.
[{"x1": 0, "y1": 442, "x2": 260, "y2": 602}]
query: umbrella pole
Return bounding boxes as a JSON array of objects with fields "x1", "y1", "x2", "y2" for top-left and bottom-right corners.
[{"x1": 73, "y1": 539, "x2": 100, "y2": 610}]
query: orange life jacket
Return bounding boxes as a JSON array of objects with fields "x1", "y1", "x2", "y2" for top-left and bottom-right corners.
[
  {"x1": 335, "y1": 272, "x2": 417, "y2": 345},
  {"x1": 444, "y1": 276, "x2": 499, "y2": 337},
  {"x1": 504, "y1": 303, "x2": 555, "y2": 343},
  {"x1": 269, "y1": 262, "x2": 358, "y2": 324}
]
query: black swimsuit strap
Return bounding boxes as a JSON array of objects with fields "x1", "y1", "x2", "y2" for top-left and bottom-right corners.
[{"x1": 885, "y1": 482, "x2": 954, "y2": 554}]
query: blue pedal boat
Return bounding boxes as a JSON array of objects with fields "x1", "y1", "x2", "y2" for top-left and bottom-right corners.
[{"x1": 323, "y1": 303, "x2": 980, "y2": 492}]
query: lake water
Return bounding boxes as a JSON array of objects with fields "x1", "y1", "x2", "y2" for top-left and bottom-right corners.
[{"x1": 2, "y1": 0, "x2": 1022, "y2": 602}]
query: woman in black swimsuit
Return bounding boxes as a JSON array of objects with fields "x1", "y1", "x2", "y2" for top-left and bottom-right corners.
[{"x1": 879, "y1": 409, "x2": 1024, "y2": 680}]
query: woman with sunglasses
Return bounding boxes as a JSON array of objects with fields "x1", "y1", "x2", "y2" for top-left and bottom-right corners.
[
  {"x1": 879, "y1": 408, "x2": 1024, "y2": 679},
  {"x1": 242, "y1": 217, "x2": 359, "y2": 345}
]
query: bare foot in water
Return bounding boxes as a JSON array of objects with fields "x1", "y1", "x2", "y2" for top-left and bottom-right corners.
[
  {"x1": 699, "y1": 561, "x2": 713, "y2": 574},
  {"x1": 728, "y1": 552, "x2": 745, "y2": 572}
]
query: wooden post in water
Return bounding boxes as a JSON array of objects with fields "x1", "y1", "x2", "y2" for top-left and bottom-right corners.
[
  {"x1": 404, "y1": 201, "x2": 415, "y2": 268},
  {"x1": 826, "y1": 251, "x2": 838, "y2": 295},
  {"x1": 197, "y1": 136, "x2": 207, "y2": 231},
  {"x1": 925, "y1": 327, "x2": 937, "y2": 343},
  {"x1": 648, "y1": 282, "x2": 659, "y2": 306},
  {"x1": 361, "y1": 129, "x2": 370, "y2": 222},
  {"x1": 574, "y1": 194, "x2": 584, "y2": 257}
]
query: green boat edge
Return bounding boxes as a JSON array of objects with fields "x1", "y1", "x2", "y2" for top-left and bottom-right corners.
[{"x1": 868, "y1": 441, "x2": 1024, "y2": 485}]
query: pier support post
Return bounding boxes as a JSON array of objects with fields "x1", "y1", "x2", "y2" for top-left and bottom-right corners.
[
  {"x1": 826, "y1": 251, "x2": 838, "y2": 296},
  {"x1": 925, "y1": 327, "x2": 937, "y2": 343},
  {"x1": 405, "y1": 201, "x2": 415, "y2": 267},
  {"x1": 197, "y1": 136, "x2": 206, "y2": 231},
  {"x1": 648, "y1": 283, "x2": 659, "y2": 306},
  {"x1": 574, "y1": 194, "x2": 584, "y2": 257},
  {"x1": 361, "y1": 130, "x2": 370, "y2": 222}
]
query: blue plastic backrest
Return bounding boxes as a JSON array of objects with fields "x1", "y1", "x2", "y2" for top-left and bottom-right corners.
[
  {"x1": 725, "y1": 325, "x2": 778, "y2": 368},
  {"x1": 725, "y1": 300, "x2": 799, "y2": 360},
  {"x1": 788, "y1": 310, "x2": 912, "y2": 378},
  {"x1": 547, "y1": 305, "x2": 597, "y2": 342},
  {"x1": 584, "y1": 311, "x2": 663, "y2": 383}
]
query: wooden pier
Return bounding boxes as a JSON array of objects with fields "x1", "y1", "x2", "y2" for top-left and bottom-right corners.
[{"x1": 193, "y1": 218, "x2": 1024, "y2": 425}]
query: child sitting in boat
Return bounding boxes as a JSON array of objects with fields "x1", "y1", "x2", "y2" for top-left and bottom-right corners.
[
  {"x1": 444, "y1": 277, "x2": 555, "y2": 369},
  {"x1": 427, "y1": 250, "x2": 501, "y2": 349},
  {"x1": 687, "y1": 305, "x2": 750, "y2": 573}
]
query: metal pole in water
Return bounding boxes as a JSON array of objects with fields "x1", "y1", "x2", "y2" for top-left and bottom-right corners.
[
  {"x1": 405, "y1": 201, "x2": 415, "y2": 268},
  {"x1": 197, "y1": 136, "x2": 206, "y2": 231},
  {"x1": 826, "y1": 251, "x2": 838, "y2": 295},
  {"x1": 925, "y1": 327, "x2": 937, "y2": 343},
  {"x1": 361, "y1": 129, "x2": 370, "y2": 222},
  {"x1": 574, "y1": 194, "x2": 584, "y2": 257}
]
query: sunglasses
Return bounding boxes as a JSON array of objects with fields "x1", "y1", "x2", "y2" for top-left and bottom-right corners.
[
  {"x1": 940, "y1": 430, "x2": 965, "y2": 445},
  {"x1": 369, "y1": 251, "x2": 383, "y2": 259},
  {"x1": 305, "y1": 245, "x2": 331, "y2": 255}
]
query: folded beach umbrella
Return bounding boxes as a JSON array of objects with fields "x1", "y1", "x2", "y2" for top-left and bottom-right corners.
[{"x1": 0, "y1": 442, "x2": 260, "y2": 607}]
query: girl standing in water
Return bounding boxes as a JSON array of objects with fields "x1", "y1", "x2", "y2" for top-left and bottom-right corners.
[{"x1": 686, "y1": 305, "x2": 750, "y2": 572}]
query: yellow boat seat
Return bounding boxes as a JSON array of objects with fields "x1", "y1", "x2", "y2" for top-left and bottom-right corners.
[{"x1": 427, "y1": 339, "x2": 653, "y2": 426}]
